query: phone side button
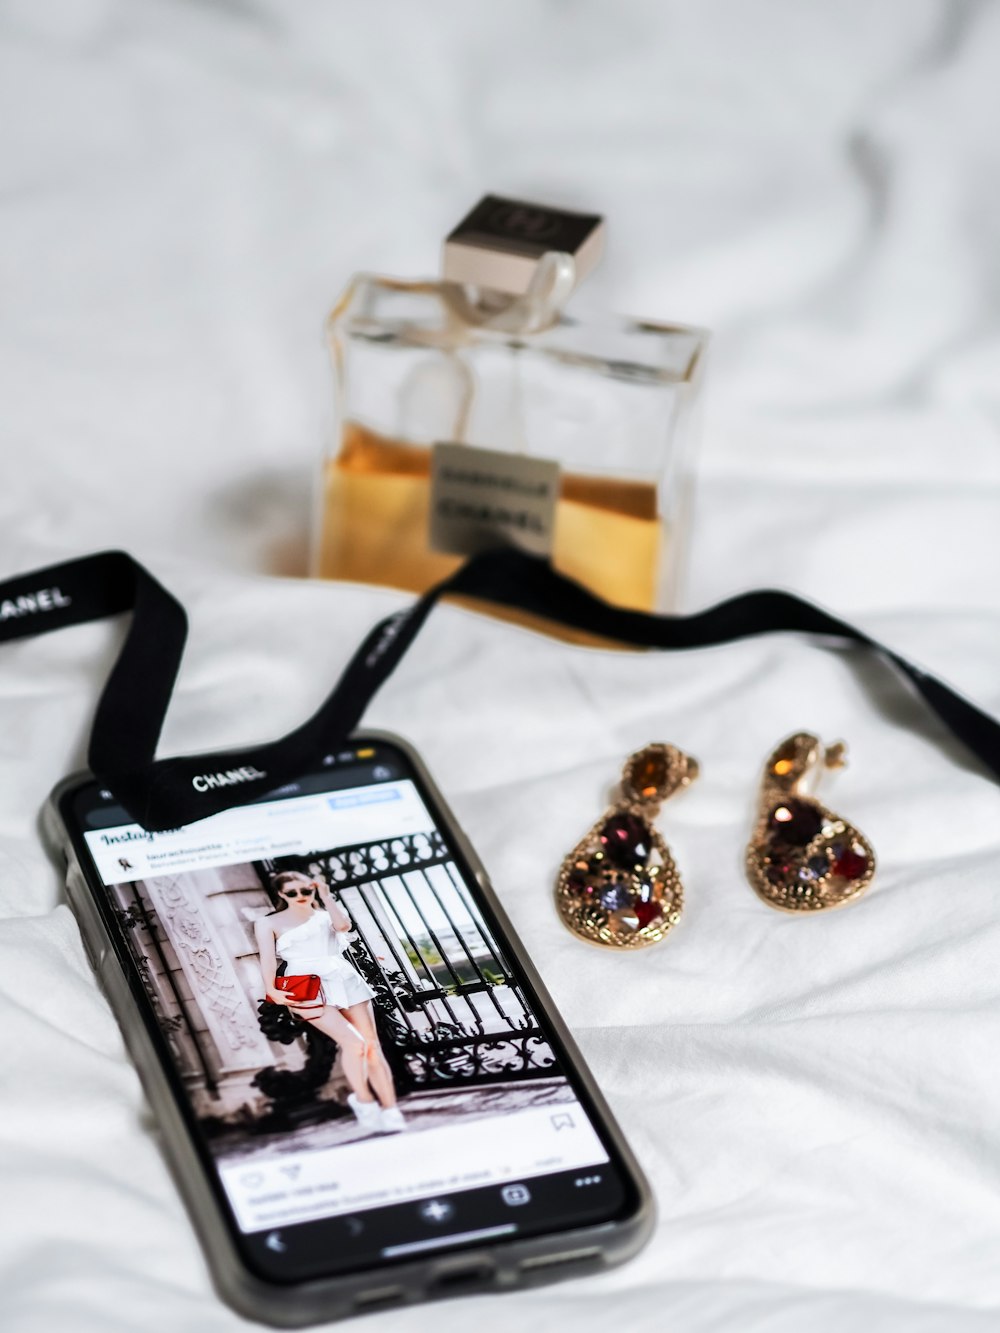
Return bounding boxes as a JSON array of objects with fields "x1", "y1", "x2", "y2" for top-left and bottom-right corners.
[
  {"x1": 78, "y1": 931, "x2": 98, "y2": 973},
  {"x1": 519, "y1": 1247, "x2": 602, "y2": 1276},
  {"x1": 66, "y1": 867, "x2": 109, "y2": 974},
  {"x1": 431, "y1": 1262, "x2": 495, "y2": 1292}
]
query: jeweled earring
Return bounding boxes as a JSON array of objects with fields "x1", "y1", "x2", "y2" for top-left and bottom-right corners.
[
  {"x1": 746, "y1": 732, "x2": 875, "y2": 913},
  {"x1": 555, "y1": 744, "x2": 699, "y2": 948}
]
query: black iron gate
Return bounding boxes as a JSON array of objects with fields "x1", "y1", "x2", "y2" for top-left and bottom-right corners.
[{"x1": 260, "y1": 833, "x2": 558, "y2": 1095}]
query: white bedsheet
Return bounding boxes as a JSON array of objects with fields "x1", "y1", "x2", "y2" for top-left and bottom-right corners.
[{"x1": 2, "y1": 2, "x2": 1000, "y2": 1329}]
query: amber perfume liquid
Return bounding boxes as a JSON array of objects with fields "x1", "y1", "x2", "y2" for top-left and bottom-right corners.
[{"x1": 317, "y1": 420, "x2": 664, "y2": 611}]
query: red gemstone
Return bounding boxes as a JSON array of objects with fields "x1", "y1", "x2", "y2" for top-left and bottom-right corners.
[
  {"x1": 567, "y1": 868, "x2": 589, "y2": 895},
  {"x1": 599, "y1": 813, "x2": 651, "y2": 867},
  {"x1": 832, "y1": 848, "x2": 868, "y2": 880},
  {"x1": 634, "y1": 899, "x2": 663, "y2": 928},
  {"x1": 767, "y1": 799, "x2": 823, "y2": 848}
]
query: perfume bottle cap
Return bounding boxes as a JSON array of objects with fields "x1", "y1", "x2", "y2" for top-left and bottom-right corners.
[{"x1": 443, "y1": 194, "x2": 605, "y2": 297}]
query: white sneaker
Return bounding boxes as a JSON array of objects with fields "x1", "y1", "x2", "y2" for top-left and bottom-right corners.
[
  {"x1": 347, "y1": 1093, "x2": 382, "y2": 1134},
  {"x1": 379, "y1": 1105, "x2": 407, "y2": 1134}
]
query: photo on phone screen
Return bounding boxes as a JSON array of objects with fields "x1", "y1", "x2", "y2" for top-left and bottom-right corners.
[{"x1": 68, "y1": 738, "x2": 635, "y2": 1281}]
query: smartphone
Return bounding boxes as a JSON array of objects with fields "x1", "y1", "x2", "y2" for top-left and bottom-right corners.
[{"x1": 45, "y1": 731, "x2": 653, "y2": 1325}]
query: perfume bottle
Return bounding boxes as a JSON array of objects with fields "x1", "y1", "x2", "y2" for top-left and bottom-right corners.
[{"x1": 314, "y1": 196, "x2": 708, "y2": 612}]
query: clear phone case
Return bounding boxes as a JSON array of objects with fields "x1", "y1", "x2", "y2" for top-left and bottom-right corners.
[{"x1": 43, "y1": 731, "x2": 654, "y2": 1326}]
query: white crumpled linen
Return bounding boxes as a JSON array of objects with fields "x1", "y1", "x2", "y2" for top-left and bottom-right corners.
[{"x1": 1, "y1": 2, "x2": 1000, "y2": 1330}]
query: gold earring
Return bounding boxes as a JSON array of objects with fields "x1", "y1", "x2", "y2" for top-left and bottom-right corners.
[
  {"x1": 746, "y1": 732, "x2": 875, "y2": 913},
  {"x1": 555, "y1": 744, "x2": 699, "y2": 948}
]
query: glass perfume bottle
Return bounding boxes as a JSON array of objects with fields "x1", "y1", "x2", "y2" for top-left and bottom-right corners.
[{"x1": 314, "y1": 196, "x2": 708, "y2": 613}]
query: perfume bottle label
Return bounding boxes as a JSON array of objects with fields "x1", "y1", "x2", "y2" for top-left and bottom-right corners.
[{"x1": 429, "y1": 442, "x2": 560, "y2": 558}]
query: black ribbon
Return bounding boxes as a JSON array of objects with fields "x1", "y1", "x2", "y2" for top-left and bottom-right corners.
[{"x1": 1, "y1": 547, "x2": 997, "y2": 831}]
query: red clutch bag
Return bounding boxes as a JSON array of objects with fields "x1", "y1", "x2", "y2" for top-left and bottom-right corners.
[{"x1": 274, "y1": 973, "x2": 323, "y2": 1003}]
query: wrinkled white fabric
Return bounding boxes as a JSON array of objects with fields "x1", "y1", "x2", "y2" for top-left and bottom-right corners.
[{"x1": 1, "y1": 2, "x2": 999, "y2": 1330}]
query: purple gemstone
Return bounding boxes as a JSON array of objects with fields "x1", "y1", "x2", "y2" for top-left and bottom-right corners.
[
  {"x1": 636, "y1": 877, "x2": 656, "y2": 903},
  {"x1": 767, "y1": 799, "x2": 823, "y2": 848},
  {"x1": 796, "y1": 857, "x2": 827, "y2": 884},
  {"x1": 600, "y1": 881, "x2": 633, "y2": 912},
  {"x1": 599, "y1": 813, "x2": 651, "y2": 867}
]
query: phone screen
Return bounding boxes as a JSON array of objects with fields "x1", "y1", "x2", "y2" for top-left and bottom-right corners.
[{"x1": 68, "y1": 739, "x2": 635, "y2": 1281}]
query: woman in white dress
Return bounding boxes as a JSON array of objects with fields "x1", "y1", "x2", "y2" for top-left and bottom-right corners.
[{"x1": 255, "y1": 870, "x2": 405, "y2": 1134}]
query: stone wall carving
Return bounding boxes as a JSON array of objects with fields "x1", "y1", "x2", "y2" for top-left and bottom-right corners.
[{"x1": 143, "y1": 871, "x2": 273, "y2": 1071}]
